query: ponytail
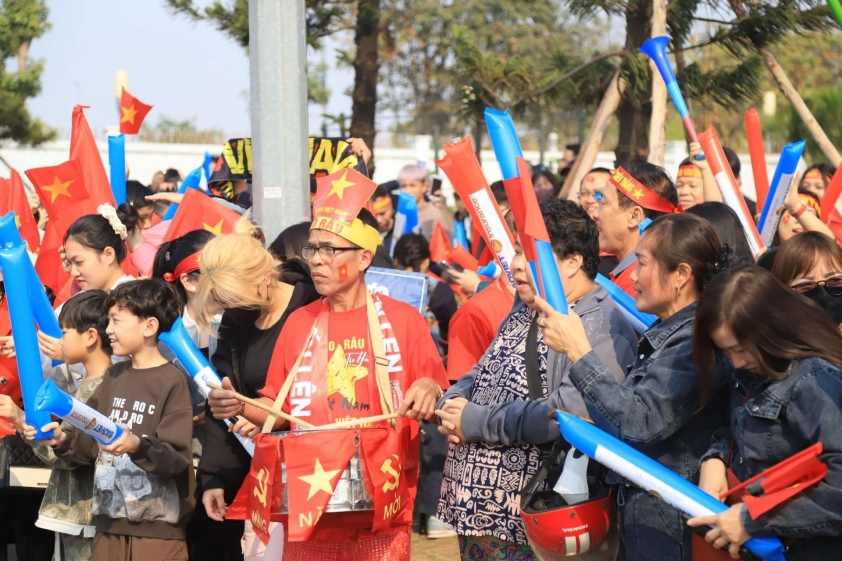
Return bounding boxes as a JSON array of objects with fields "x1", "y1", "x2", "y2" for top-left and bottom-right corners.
[{"x1": 152, "y1": 229, "x2": 215, "y2": 303}]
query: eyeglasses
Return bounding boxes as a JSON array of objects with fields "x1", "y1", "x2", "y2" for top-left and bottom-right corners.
[
  {"x1": 791, "y1": 276, "x2": 842, "y2": 295},
  {"x1": 301, "y1": 245, "x2": 360, "y2": 261}
]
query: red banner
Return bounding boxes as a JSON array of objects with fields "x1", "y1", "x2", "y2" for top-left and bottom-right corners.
[
  {"x1": 360, "y1": 428, "x2": 409, "y2": 533},
  {"x1": 248, "y1": 434, "x2": 283, "y2": 545}
]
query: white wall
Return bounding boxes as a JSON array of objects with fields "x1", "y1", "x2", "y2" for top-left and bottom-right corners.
[{"x1": 0, "y1": 137, "x2": 799, "y2": 206}]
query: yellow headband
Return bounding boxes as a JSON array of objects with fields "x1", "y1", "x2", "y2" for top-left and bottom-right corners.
[{"x1": 310, "y1": 216, "x2": 382, "y2": 251}]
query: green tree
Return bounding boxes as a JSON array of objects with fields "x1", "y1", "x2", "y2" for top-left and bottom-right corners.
[
  {"x1": 0, "y1": 0, "x2": 54, "y2": 145},
  {"x1": 138, "y1": 115, "x2": 228, "y2": 144}
]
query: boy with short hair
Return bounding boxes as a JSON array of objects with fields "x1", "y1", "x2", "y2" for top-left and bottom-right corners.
[
  {"x1": 39, "y1": 279, "x2": 193, "y2": 561},
  {"x1": 1, "y1": 290, "x2": 113, "y2": 561}
]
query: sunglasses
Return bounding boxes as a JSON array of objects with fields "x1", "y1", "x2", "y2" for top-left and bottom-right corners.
[{"x1": 791, "y1": 276, "x2": 842, "y2": 295}]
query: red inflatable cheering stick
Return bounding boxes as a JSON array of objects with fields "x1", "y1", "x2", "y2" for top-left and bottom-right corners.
[{"x1": 721, "y1": 443, "x2": 827, "y2": 520}]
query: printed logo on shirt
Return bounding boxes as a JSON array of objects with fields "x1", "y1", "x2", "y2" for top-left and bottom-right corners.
[{"x1": 326, "y1": 343, "x2": 371, "y2": 411}]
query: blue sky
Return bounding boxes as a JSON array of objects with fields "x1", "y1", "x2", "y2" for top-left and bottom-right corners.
[{"x1": 26, "y1": 0, "x2": 352, "y2": 140}]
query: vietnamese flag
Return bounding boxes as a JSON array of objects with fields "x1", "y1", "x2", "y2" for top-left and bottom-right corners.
[
  {"x1": 119, "y1": 88, "x2": 153, "y2": 135},
  {"x1": 26, "y1": 160, "x2": 89, "y2": 224},
  {"x1": 71, "y1": 105, "x2": 115, "y2": 207},
  {"x1": 446, "y1": 243, "x2": 479, "y2": 272},
  {"x1": 283, "y1": 431, "x2": 357, "y2": 541},
  {"x1": 359, "y1": 428, "x2": 409, "y2": 533},
  {"x1": 164, "y1": 188, "x2": 241, "y2": 242},
  {"x1": 429, "y1": 222, "x2": 450, "y2": 263},
  {"x1": 35, "y1": 222, "x2": 68, "y2": 294},
  {"x1": 9, "y1": 170, "x2": 40, "y2": 253}
]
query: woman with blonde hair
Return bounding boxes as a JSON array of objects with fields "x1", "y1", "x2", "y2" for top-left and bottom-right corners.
[{"x1": 193, "y1": 221, "x2": 318, "y2": 560}]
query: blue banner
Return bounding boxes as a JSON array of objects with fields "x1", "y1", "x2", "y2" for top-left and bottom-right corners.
[{"x1": 365, "y1": 267, "x2": 428, "y2": 314}]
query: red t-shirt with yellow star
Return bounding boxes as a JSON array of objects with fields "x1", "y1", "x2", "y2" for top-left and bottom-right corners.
[{"x1": 260, "y1": 295, "x2": 449, "y2": 541}]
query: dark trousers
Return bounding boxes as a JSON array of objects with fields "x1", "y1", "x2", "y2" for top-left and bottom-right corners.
[
  {"x1": 0, "y1": 487, "x2": 54, "y2": 561},
  {"x1": 415, "y1": 420, "x2": 449, "y2": 517},
  {"x1": 618, "y1": 485, "x2": 691, "y2": 561}
]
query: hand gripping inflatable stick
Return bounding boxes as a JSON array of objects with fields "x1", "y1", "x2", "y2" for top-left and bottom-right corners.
[
  {"x1": 555, "y1": 411, "x2": 786, "y2": 561},
  {"x1": 0, "y1": 240, "x2": 53, "y2": 439},
  {"x1": 35, "y1": 378, "x2": 123, "y2": 445},
  {"x1": 159, "y1": 317, "x2": 255, "y2": 456}
]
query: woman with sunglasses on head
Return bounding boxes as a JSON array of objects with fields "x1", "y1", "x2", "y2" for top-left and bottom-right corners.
[
  {"x1": 191, "y1": 221, "x2": 318, "y2": 560},
  {"x1": 771, "y1": 231, "x2": 842, "y2": 326},
  {"x1": 533, "y1": 213, "x2": 734, "y2": 561},
  {"x1": 689, "y1": 265, "x2": 842, "y2": 559}
]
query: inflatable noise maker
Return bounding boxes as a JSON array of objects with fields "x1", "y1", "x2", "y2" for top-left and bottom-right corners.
[
  {"x1": 596, "y1": 274, "x2": 655, "y2": 334},
  {"x1": 436, "y1": 136, "x2": 517, "y2": 288},
  {"x1": 554, "y1": 411, "x2": 787, "y2": 561},
  {"x1": 35, "y1": 378, "x2": 123, "y2": 445},
  {"x1": 0, "y1": 212, "x2": 63, "y2": 440},
  {"x1": 485, "y1": 107, "x2": 568, "y2": 314},
  {"x1": 757, "y1": 140, "x2": 807, "y2": 248},
  {"x1": 159, "y1": 317, "x2": 255, "y2": 456},
  {"x1": 641, "y1": 36, "x2": 698, "y2": 143}
]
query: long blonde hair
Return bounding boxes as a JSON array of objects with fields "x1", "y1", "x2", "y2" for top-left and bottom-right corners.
[{"x1": 193, "y1": 220, "x2": 280, "y2": 328}]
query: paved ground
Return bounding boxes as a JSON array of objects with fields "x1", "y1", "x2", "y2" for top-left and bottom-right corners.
[{"x1": 412, "y1": 533, "x2": 460, "y2": 560}]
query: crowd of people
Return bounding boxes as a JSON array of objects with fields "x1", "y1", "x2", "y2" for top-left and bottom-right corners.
[{"x1": 0, "y1": 129, "x2": 839, "y2": 561}]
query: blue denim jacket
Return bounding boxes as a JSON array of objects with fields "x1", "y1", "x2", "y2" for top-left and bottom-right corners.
[
  {"x1": 569, "y1": 302, "x2": 730, "y2": 482},
  {"x1": 705, "y1": 358, "x2": 842, "y2": 550}
]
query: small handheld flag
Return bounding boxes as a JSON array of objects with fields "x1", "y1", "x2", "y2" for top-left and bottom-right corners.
[
  {"x1": 119, "y1": 88, "x2": 153, "y2": 135},
  {"x1": 163, "y1": 166, "x2": 203, "y2": 221}
]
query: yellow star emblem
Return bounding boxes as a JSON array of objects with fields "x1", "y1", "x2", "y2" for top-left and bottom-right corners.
[
  {"x1": 328, "y1": 170, "x2": 355, "y2": 200},
  {"x1": 326, "y1": 346, "x2": 369, "y2": 405},
  {"x1": 41, "y1": 175, "x2": 74, "y2": 203},
  {"x1": 121, "y1": 103, "x2": 137, "y2": 124},
  {"x1": 298, "y1": 459, "x2": 340, "y2": 500},
  {"x1": 632, "y1": 188, "x2": 644, "y2": 200},
  {"x1": 203, "y1": 219, "x2": 224, "y2": 235}
]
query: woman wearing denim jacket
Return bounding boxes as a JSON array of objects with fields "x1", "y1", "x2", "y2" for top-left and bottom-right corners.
[
  {"x1": 689, "y1": 265, "x2": 842, "y2": 560},
  {"x1": 536, "y1": 214, "x2": 733, "y2": 560}
]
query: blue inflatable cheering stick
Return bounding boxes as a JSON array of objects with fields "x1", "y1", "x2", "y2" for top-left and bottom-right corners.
[
  {"x1": 35, "y1": 378, "x2": 124, "y2": 445},
  {"x1": 757, "y1": 140, "x2": 807, "y2": 248}
]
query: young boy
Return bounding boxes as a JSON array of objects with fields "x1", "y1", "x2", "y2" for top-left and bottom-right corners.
[
  {"x1": 1, "y1": 290, "x2": 113, "y2": 561},
  {"x1": 38, "y1": 279, "x2": 193, "y2": 561}
]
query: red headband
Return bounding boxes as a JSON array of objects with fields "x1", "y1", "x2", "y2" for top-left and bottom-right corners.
[
  {"x1": 803, "y1": 168, "x2": 823, "y2": 181},
  {"x1": 677, "y1": 165, "x2": 702, "y2": 180},
  {"x1": 162, "y1": 251, "x2": 202, "y2": 282},
  {"x1": 610, "y1": 167, "x2": 682, "y2": 214}
]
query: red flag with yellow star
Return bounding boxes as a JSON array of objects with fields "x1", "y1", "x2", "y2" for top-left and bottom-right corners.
[
  {"x1": 283, "y1": 431, "x2": 357, "y2": 541},
  {"x1": 8, "y1": 169, "x2": 41, "y2": 253},
  {"x1": 360, "y1": 428, "x2": 409, "y2": 533},
  {"x1": 25, "y1": 160, "x2": 89, "y2": 225},
  {"x1": 163, "y1": 188, "x2": 241, "y2": 242},
  {"x1": 119, "y1": 88, "x2": 153, "y2": 135},
  {"x1": 71, "y1": 105, "x2": 116, "y2": 207}
]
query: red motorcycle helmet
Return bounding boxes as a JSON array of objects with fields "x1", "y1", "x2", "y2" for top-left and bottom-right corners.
[{"x1": 520, "y1": 441, "x2": 618, "y2": 560}]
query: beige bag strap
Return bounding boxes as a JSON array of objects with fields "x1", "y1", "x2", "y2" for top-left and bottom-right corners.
[
  {"x1": 261, "y1": 327, "x2": 311, "y2": 434},
  {"x1": 366, "y1": 292, "x2": 396, "y2": 428}
]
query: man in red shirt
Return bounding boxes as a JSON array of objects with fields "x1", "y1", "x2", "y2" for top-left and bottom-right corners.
[
  {"x1": 595, "y1": 161, "x2": 681, "y2": 296},
  {"x1": 210, "y1": 168, "x2": 448, "y2": 561}
]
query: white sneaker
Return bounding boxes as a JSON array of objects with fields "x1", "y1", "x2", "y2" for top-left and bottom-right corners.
[{"x1": 426, "y1": 516, "x2": 457, "y2": 539}]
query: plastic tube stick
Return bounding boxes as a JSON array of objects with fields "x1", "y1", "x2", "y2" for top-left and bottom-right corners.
[
  {"x1": 0, "y1": 243, "x2": 53, "y2": 439},
  {"x1": 698, "y1": 126, "x2": 764, "y2": 255},
  {"x1": 745, "y1": 110, "x2": 770, "y2": 209},
  {"x1": 641, "y1": 36, "x2": 698, "y2": 142},
  {"x1": 758, "y1": 140, "x2": 807, "y2": 247},
  {"x1": 596, "y1": 274, "x2": 656, "y2": 334},
  {"x1": 829, "y1": 0, "x2": 842, "y2": 28},
  {"x1": 108, "y1": 134, "x2": 127, "y2": 206},
  {"x1": 35, "y1": 378, "x2": 123, "y2": 445},
  {"x1": 485, "y1": 107, "x2": 524, "y2": 180}
]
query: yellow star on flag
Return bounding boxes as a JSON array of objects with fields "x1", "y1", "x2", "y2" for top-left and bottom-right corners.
[
  {"x1": 632, "y1": 188, "x2": 644, "y2": 200},
  {"x1": 203, "y1": 220, "x2": 224, "y2": 235},
  {"x1": 121, "y1": 103, "x2": 137, "y2": 124},
  {"x1": 328, "y1": 170, "x2": 355, "y2": 200},
  {"x1": 299, "y1": 459, "x2": 341, "y2": 500},
  {"x1": 42, "y1": 175, "x2": 74, "y2": 203}
]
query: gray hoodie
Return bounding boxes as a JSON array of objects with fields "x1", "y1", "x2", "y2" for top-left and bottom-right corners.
[{"x1": 439, "y1": 283, "x2": 637, "y2": 446}]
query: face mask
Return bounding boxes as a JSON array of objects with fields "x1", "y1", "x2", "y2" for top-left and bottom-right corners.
[
  {"x1": 226, "y1": 306, "x2": 263, "y2": 325},
  {"x1": 803, "y1": 286, "x2": 842, "y2": 325}
]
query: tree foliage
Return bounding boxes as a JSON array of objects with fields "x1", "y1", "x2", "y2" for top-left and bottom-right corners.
[
  {"x1": 0, "y1": 0, "x2": 54, "y2": 145},
  {"x1": 138, "y1": 115, "x2": 228, "y2": 144}
]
